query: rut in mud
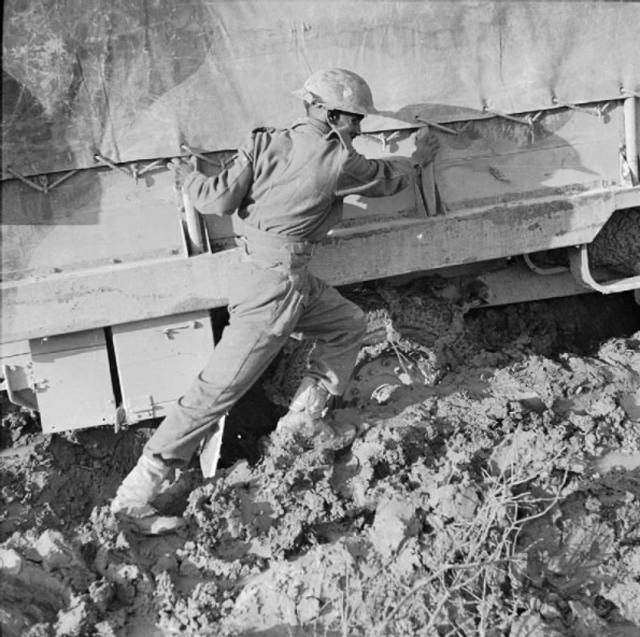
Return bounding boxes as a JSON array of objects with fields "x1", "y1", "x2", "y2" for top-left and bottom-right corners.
[{"x1": 1, "y1": 292, "x2": 639, "y2": 637}]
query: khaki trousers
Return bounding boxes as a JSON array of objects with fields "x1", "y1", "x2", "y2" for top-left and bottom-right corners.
[{"x1": 143, "y1": 242, "x2": 366, "y2": 465}]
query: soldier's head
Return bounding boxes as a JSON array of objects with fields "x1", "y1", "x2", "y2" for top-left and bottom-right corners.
[{"x1": 293, "y1": 68, "x2": 376, "y2": 138}]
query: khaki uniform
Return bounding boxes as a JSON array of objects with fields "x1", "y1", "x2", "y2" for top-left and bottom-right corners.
[{"x1": 144, "y1": 118, "x2": 415, "y2": 464}]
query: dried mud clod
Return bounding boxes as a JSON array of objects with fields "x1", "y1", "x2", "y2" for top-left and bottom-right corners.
[
  {"x1": 589, "y1": 208, "x2": 640, "y2": 276},
  {"x1": 1, "y1": 296, "x2": 639, "y2": 636},
  {"x1": 0, "y1": 393, "x2": 40, "y2": 448}
]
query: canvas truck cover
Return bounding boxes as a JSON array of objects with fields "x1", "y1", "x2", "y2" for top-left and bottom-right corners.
[{"x1": 2, "y1": 0, "x2": 640, "y2": 179}]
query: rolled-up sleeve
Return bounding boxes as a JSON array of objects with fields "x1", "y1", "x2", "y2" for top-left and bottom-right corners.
[
  {"x1": 183, "y1": 143, "x2": 254, "y2": 216},
  {"x1": 335, "y1": 150, "x2": 414, "y2": 198}
]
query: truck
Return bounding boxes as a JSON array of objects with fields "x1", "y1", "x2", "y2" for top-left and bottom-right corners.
[{"x1": 2, "y1": 0, "x2": 639, "y2": 435}]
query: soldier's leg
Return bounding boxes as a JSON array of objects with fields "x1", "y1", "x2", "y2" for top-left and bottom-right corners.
[
  {"x1": 143, "y1": 312, "x2": 292, "y2": 462},
  {"x1": 111, "y1": 261, "x2": 305, "y2": 531},
  {"x1": 295, "y1": 275, "x2": 367, "y2": 395},
  {"x1": 278, "y1": 276, "x2": 366, "y2": 442}
]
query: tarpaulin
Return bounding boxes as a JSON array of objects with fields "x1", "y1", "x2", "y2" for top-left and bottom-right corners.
[{"x1": 2, "y1": 0, "x2": 639, "y2": 177}]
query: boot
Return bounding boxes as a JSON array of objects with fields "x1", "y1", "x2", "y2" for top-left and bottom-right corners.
[
  {"x1": 111, "y1": 455, "x2": 186, "y2": 536},
  {"x1": 277, "y1": 378, "x2": 356, "y2": 449}
]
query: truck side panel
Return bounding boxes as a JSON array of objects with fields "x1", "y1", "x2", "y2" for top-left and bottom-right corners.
[
  {"x1": 1, "y1": 168, "x2": 185, "y2": 283},
  {"x1": 111, "y1": 311, "x2": 215, "y2": 424},
  {"x1": 30, "y1": 330, "x2": 115, "y2": 433}
]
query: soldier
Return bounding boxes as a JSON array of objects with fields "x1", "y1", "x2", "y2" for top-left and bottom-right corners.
[{"x1": 111, "y1": 69, "x2": 439, "y2": 534}]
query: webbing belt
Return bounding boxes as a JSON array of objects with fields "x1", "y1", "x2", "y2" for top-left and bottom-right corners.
[{"x1": 234, "y1": 217, "x2": 317, "y2": 256}]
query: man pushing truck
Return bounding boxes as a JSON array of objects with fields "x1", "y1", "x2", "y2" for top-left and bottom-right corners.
[{"x1": 110, "y1": 69, "x2": 440, "y2": 535}]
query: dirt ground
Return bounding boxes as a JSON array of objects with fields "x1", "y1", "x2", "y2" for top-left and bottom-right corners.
[{"x1": 1, "y1": 292, "x2": 639, "y2": 637}]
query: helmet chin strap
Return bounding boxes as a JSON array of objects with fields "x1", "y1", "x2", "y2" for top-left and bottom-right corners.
[
  {"x1": 308, "y1": 101, "x2": 339, "y2": 132},
  {"x1": 308, "y1": 101, "x2": 346, "y2": 136},
  {"x1": 322, "y1": 106, "x2": 342, "y2": 132}
]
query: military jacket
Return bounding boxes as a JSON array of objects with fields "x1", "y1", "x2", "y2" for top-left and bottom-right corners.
[{"x1": 183, "y1": 117, "x2": 415, "y2": 242}]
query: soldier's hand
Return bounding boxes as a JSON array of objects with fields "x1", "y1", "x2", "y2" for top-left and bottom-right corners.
[
  {"x1": 412, "y1": 131, "x2": 440, "y2": 167},
  {"x1": 167, "y1": 157, "x2": 196, "y2": 188}
]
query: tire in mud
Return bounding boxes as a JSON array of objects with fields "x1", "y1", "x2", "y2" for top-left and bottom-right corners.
[{"x1": 263, "y1": 291, "x2": 472, "y2": 409}]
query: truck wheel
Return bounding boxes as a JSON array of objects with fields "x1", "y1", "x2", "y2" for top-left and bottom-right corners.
[
  {"x1": 342, "y1": 306, "x2": 443, "y2": 407},
  {"x1": 263, "y1": 292, "x2": 471, "y2": 409}
]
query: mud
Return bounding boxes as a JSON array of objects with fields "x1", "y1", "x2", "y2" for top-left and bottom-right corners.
[
  {"x1": 589, "y1": 208, "x2": 640, "y2": 276},
  {"x1": 1, "y1": 292, "x2": 639, "y2": 636}
]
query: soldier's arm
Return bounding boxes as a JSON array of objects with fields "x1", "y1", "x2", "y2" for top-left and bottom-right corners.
[
  {"x1": 182, "y1": 149, "x2": 254, "y2": 216},
  {"x1": 335, "y1": 131, "x2": 439, "y2": 198},
  {"x1": 336, "y1": 153, "x2": 414, "y2": 198}
]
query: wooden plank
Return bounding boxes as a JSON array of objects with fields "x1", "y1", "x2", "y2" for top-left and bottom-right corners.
[{"x1": 1, "y1": 188, "x2": 617, "y2": 344}]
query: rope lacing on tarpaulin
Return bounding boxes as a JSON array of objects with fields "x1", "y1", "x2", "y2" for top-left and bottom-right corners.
[
  {"x1": 3, "y1": 166, "x2": 80, "y2": 193},
  {"x1": 1, "y1": 93, "x2": 637, "y2": 193}
]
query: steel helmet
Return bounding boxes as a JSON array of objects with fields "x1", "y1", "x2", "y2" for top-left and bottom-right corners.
[{"x1": 293, "y1": 69, "x2": 377, "y2": 116}]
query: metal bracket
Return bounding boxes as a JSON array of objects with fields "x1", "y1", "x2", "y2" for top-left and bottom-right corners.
[
  {"x1": 621, "y1": 87, "x2": 640, "y2": 99},
  {"x1": 131, "y1": 159, "x2": 164, "y2": 184},
  {"x1": 551, "y1": 97, "x2": 603, "y2": 117},
  {"x1": 523, "y1": 253, "x2": 568, "y2": 276},
  {"x1": 623, "y1": 94, "x2": 638, "y2": 186},
  {"x1": 4, "y1": 166, "x2": 80, "y2": 193},
  {"x1": 414, "y1": 116, "x2": 458, "y2": 135},
  {"x1": 94, "y1": 153, "x2": 136, "y2": 178},
  {"x1": 159, "y1": 321, "x2": 202, "y2": 339},
  {"x1": 94, "y1": 155, "x2": 166, "y2": 184},
  {"x1": 381, "y1": 132, "x2": 400, "y2": 151},
  {"x1": 482, "y1": 105, "x2": 533, "y2": 127},
  {"x1": 181, "y1": 143, "x2": 229, "y2": 169},
  {"x1": 361, "y1": 133, "x2": 385, "y2": 145},
  {"x1": 361, "y1": 131, "x2": 401, "y2": 151},
  {"x1": 2, "y1": 364, "x2": 38, "y2": 410},
  {"x1": 569, "y1": 244, "x2": 640, "y2": 294},
  {"x1": 125, "y1": 395, "x2": 157, "y2": 421}
]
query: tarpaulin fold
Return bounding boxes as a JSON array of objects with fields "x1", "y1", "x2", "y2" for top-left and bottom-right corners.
[{"x1": 2, "y1": 0, "x2": 639, "y2": 177}]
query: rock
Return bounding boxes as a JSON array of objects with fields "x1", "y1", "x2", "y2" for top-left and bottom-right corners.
[
  {"x1": 0, "y1": 547, "x2": 23, "y2": 576},
  {"x1": 224, "y1": 542, "x2": 355, "y2": 633},
  {"x1": 568, "y1": 600, "x2": 608, "y2": 637},
  {"x1": 54, "y1": 596, "x2": 98, "y2": 637},
  {"x1": 35, "y1": 530, "x2": 77, "y2": 570},
  {"x1": 429, "y1": 484, "x2": 479, "y2": 521},
  {"x1": 509, "y1": 611, "x2": 565, "y2": 637},
  {"x1": 621, "y1": 390, "x2": 640, "y2": 422},
  {"x1": 603, "y1": 580, "x2": 640, "y2": 624},
  {"x1": 369, "y1": 497, "x2": 419, "y2": 559}
]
